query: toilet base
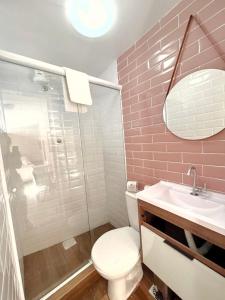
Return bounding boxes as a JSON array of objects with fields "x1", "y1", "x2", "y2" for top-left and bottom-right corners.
[{"x1": 108, "y1": 259, "x2": 143, "y2": 300}]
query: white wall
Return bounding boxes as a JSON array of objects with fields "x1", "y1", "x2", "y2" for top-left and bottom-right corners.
[{"x1": 99, "y1": 60, "x2": 119, "y2": 84}]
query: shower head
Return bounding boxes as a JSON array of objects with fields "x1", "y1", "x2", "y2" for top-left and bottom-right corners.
[
  {"x1": 42, "y1": 85, "x2": 49, "y2": 92},
  {"x1": 33, "y1": 70, "x2": 54, "y2": 92},
  {"x1": 33, "y1": 70, "x2": 48, "y2": 83}
]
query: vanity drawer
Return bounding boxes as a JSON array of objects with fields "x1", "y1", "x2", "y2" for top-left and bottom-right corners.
[{"x1": 141, "y1": 225, "x2": 225, "y2": 300}]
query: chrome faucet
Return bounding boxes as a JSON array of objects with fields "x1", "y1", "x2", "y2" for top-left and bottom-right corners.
[{"x1": 187, "y1": 166, "x2": 199, "y2": 196}]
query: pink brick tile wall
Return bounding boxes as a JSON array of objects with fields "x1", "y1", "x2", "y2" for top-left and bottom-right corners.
[{"x1": 118, "y1": 0, "x2": 225, "y2": 193}]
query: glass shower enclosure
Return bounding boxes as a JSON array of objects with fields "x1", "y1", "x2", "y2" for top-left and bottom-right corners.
[{"x1": 0, "y1": 59, "x2": 128, "y2": 299}]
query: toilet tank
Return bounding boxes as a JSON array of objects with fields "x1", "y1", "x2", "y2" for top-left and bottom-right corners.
[{"x1": 125, "y1": 191, "x2": 139, "y2": 232}]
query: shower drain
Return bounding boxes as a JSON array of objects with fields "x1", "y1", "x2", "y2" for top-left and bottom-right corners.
[{"x1": 62, "y1": 238, "x2": 77, "y2": 250}]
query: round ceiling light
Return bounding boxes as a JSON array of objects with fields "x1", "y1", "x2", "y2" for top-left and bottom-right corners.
[{"x1": 66, "y1": 0, "x2": 117, "y2": 38}]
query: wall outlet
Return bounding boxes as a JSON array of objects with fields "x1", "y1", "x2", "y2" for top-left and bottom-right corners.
[
  {"x1": 149, "y1": 284, "x2": 158, "y2": 299},
  {"x1": 149, "y1": 284, "x2": 163, "y2": 300}
]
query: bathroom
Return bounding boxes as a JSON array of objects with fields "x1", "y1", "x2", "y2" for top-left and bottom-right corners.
[{"x1": 0, "y1": 0, "x2": 224, "y2": 299}]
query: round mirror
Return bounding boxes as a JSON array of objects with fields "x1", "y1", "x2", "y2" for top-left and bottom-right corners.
[{"x1": 163, "y1": 69, "x2": 225, "y2": 140}]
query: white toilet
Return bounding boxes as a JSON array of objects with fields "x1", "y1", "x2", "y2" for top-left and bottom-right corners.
[{"x1": 91, "y1": 191, "x2": 143, "y2": 300}]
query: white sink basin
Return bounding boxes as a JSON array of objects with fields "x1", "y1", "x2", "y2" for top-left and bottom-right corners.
[
  {"x1": 137, "y1": 181, "x2": 225, "y2": 236},
  {"x1": 157, "y1": 188, "x2": 223, "y2": 217}
]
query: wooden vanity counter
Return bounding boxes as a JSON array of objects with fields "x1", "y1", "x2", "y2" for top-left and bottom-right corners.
[{"x1": 138, "y1": 199, "x2": 225, "y2": 277}]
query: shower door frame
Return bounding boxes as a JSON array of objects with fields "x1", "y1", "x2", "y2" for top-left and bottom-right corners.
[
  {"x1": 0, "y1": 49, "x2": 122, "y2": 91},
  {"x1": 0, "y1": 49, "x2": 124, "y2": 300}
]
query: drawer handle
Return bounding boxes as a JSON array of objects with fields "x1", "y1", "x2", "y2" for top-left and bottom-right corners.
[{"x1": 164, "y1": 240, "x2": 193, "y2": 261}]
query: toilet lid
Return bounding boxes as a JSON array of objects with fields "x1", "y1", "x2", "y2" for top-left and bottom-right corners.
[{"x1": 91, "y1": 227, "x2": 140, "y2": 278}]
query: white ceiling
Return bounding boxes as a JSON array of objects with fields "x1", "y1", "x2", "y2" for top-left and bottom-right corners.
[{"x1": 0, "y1": 0, "x2": 180, "y2": 77}]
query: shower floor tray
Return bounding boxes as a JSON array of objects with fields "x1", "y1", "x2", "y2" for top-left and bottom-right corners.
[{"x1": 23, "y1": 223, "x2": 114, "y2": 300}]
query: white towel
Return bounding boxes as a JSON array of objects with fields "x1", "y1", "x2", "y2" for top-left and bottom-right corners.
[
  {"x1": 62, "y1": 79, "x2": 87, "y2": 113},
  {"x1": 64, "y1": 68, "x2": 92, "y2": 105}
]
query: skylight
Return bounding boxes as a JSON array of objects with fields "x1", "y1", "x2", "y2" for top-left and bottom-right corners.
[{"x1": 66, "y1": 0, "x2": 117, "y2": 38}]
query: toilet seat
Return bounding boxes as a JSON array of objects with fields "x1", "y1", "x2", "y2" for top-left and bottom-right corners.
[{"x1": 91, "y1": 226, "x2": 140, "y2": 279}]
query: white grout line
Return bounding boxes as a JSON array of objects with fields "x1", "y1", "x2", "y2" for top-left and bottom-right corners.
[{"x1": 40, "y1": 260, "x2": 93, "y2": 300}]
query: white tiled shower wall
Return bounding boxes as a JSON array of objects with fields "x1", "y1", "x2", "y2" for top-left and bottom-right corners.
[
  {"x1": 0, "y1": 63, "x2": 129, "y2": 259},
  {"x1": 79, "y1": 104, "x2": 109, "y2": 230},
  {"x1": 0, "y1": 59, "x2": 92, "y2": 255},
  {"x1": 0, "y1": 61, "x2": 128, "y2": 299},
  {"x1": 99, "y1": 90, "x2": 129, "y2": 228},
  {"x1": 79, "y1": 86, "x2": 129, "y2": 229},
  {"x1": 3, "y1": 91, "x2": 91, "y2": 255}
]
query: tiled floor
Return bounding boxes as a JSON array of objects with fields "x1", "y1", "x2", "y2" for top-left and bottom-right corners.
[{"x1": 24, "y1": 223, "x2": 114, "y2": 300}]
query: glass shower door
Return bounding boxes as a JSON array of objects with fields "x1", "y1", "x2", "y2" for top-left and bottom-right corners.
[
  {"x1": 0, "y1": 61, "x2": 91, "y2": 299},
  {"x1": 79, "y1": 84, "x2": 129, "y2": 244}
]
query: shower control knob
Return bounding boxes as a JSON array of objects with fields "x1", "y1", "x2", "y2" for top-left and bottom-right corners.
[{"x1": 56, "y1": 138, "x2": 62, "y2": 144}]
